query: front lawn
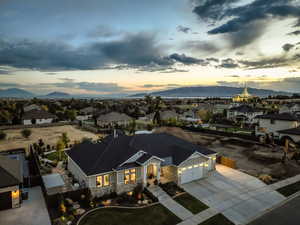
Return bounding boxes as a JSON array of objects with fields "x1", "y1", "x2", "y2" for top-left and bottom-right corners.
[
  {"x1": 199, "y1": 214, "x2": 234, "y2": 225},
  {"x1": 174, "y1": 193, "x2": 209, "y2": 214},
  {"x1": 277, "y1": 181, "x2": 300, "y2": 197},
  {"x1": 79, "y1": 204, "x2": 181, "y2": 225}
]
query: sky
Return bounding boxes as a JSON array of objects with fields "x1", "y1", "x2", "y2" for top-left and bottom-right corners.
[{"x1": 0, "y1": 0, "x2": 300, "y2": 95}]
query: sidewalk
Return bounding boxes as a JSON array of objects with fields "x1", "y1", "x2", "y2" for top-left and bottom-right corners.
[
  {"x1": 269, "y1": 174, "x2": 300, "y2": 190},
  {"x1": 147, "y1": 186, "x2": 193, "y2": 220}
]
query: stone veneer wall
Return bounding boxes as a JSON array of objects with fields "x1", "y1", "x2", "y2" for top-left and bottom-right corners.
[{"x1": 161, "y1": 166, "x2": 178, "y2": 184}]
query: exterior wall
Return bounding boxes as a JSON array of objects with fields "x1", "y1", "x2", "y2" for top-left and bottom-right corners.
[
  {"x1": 279, "y1": 133, "x2": 300, "y2": 143},
  {"x1": 116, "y1": 167, "x2": 143, "y2": 194},
  {"x1": 88, "y1": 172, "x2": 116, "y2": 197},
  {"x1": 0, "y1": 185, "x2": 20, "y2": 209},
  {"x1": 161, "y1": 165, "x2": 178, "y2": 184},
  {"x1": 23, "y1": 118, "x2": 53, "y2": 125},
  {"x1": 67, "y1": 157, "x2": 88, "y2": 185},
  {"x1": 256, "y1": 119, "x2": 299, "y2": 137},
  {"x1": 227, "y1": 110, "x2": 263, "y2": 123}
]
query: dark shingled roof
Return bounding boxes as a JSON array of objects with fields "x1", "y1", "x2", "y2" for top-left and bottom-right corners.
[
  {"x1": 0, "y1": 156, "x2": 22, "y2": 188},
  {"x1": 66, "y1": 133, "x2": 216, "y2": 176},
  {"x1": 256, "y1": 113, "x2": 299, "y2": 121},
  {"x1": 278, "y1": 127, "x2": 300, "y2": 135},
  {"x1": 136, "y1": 153, "x2": 153, "y2": 164},
  {"x1": 116, "y1": 162, "x2": 140, "y2": 171},
  {"x1": 22, "y1": 109, "x2": 56, "y2": 120},
  {"x1": 229, "y1": 105, "x2": 263, "y2": 113}
]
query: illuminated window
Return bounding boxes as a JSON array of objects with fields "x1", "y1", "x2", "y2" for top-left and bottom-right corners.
[
  {"x1": 124, "y1": 168, "x2": 136, "y2": 184},
  {"x1": 96, "y1": 174, "x2": 110, "y2": 187},
  {"x1": 104, "y1": 174, "x2": 110, "y2": 186},
  {"x1": 188, "y1": 166, "x2": 193, "y2": 169},
  {"x1": 194, "y1": 164, "x2": 199, "y2": 168},
  {"x1": 96, "y1": 176, "x2": 102, "y2": 187},
  {"x1": 181, "y1": 167, "x2": 186, "y2": 171}
]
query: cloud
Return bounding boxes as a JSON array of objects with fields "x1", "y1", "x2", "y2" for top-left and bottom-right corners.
[
  {"x1": 181, "y1": 40, "x2": 220, "y2": 54},
  {"x1": 192, "y1": 0, "x2": 300, "y2": 48},
  {"x1": 141, "y1": 84, "x2": 181, "y2": 88},
  {"x1": 0, "y1": 33, "x2": 210, "y2": 72},
  {"x1": 217, "y1": 58, "x2": 239, "y2": 68},
  {"x1": 87, "y1": 25, "x2": 122, "y2": 38},
  {"x1": 288, "y1": 30, "x2": 300, "y2": 35},
  {"x1": 282, "y1": 43, "x2": 295, "y2": 52},
  {"x1": 169, "y1": 53, "x2": 207, "y2": 65},
  {"x1": 177, "y1": 25, "x2": 191, "y2": 34}
]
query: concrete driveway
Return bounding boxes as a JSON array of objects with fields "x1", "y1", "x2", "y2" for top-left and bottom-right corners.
[
  {"x1": 0, "y1": 186, "x2": 51, "y2": 225},
  {"x1": 181, "y1": 165, "x2": 285, "y2": 225}
]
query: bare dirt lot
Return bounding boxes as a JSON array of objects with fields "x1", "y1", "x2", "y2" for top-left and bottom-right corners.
[
  {"x1": 0, "y1": 125, "x2": 99, "y2": 152},
  {"x1": 155, "y1": 127, "x2": 300, "y2": 182}
]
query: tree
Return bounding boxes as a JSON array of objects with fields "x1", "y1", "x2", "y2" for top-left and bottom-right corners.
[
  {"x1": 129, "y1": 120, "x2": 137, "y2": 135},
  {"x1": 56, "y1": 139, "x2": 65, "y2": 161},
  {"x1": 61, "y1": 132, "x2": 70, "y2": 147},
  {"x1": 0, "y1": 130, "x2": 6, "y2": 140},
  {"x1": 21, "y1": 129, "x2": 32, "y2": 139}
]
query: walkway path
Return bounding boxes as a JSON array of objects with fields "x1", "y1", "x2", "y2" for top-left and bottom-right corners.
[
  {"x1": 177, "y1": 208, "x2": 219, "y2": 225},
  {"x1": 269, "y1": 174, "x2": 300, "y2": 190},
  {"x1": 147, "y1": 185, "x2": 193, "y2": 220}
]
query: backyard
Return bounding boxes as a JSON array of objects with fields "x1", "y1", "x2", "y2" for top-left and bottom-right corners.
[
  {"x1": 78, "y1": 204, "x2": 181, "y2": 225},
  {"x1": 0, "y1": 125, "x2": 99, "y2": 152}
]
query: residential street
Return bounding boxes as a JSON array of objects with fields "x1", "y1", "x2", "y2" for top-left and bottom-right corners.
[{"x1": 248, "y1": 195, "x2": 300, "y2": 225}]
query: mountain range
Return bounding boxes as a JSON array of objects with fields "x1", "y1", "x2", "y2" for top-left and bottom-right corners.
[
  {"x1": 130, "y1": 86, "x2": 292, "y2": 98},
  {"x1": 0, "y1": 86, "x2": 293, "y2": 99}
]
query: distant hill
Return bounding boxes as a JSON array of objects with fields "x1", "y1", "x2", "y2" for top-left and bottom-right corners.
[
  {"x1": 130, "y1": 86, "x2": 291, "y2": 98},
  {"x1": 0, "y1": 88, "x2": 35, "y2": 98},
  {"x1": 44, "y1": 91, "x2": 70, "y2": 98}
]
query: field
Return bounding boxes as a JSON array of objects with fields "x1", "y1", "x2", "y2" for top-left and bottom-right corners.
[{"x1": 0, "y1": 125, "x2": 99, "y2": 152}]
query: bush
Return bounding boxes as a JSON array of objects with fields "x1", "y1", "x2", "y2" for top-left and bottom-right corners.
[
  {"x1": 0, "y1": 130, "x2": 6, "y2": 140},
  {"x1": 21, "y1": 129, "x2": 32, "y2": 138}
]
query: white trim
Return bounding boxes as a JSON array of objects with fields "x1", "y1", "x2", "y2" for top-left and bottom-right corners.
[
  {"x1": 141, "y1": 156, "x2": 165, "y2": 165},
  {"x1": 178, "y1": 151, "x2": 213, "y2": 167},
  {"x1": 118, "y1": 150, "x2": 146, "y2": 167},
  {"x1": 68, "y1": 156, "x2": 88, "y2": 177}
]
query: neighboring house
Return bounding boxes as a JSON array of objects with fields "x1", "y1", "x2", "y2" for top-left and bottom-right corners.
[
  {"x1": 22, "y1": 109, "x2": 56, "y2": 125},
  {"x1": 80, "y1": 107, "x2": 96, "y2": 115},
  {"x1": 255, "y1": 113, "x2": 300, "y2": 138},
  {"x1": 180, "y1": 110, "x2": 202, "y2": 124},
  {"x1": 279, "y1": 103, "x2": 300, "y2": 114},
  {"x1": 278, "y1": 128, "x2": 300, "y2": 144},
  {"x1": 66, "y1": 133, "x2": 217, "y2": 197},
  {"x1": 212, "y1": 104, "x2": 231, "y2": 114},
  {"x1": 76, "y1": 115, "x2": 93, "y2": 121},
  {"x1": 23, "y1": 104, "x2": 41, "y2": 112},
  {"x1": 97, "y1": 112, "x2": 132, "y2": 127},
  {"x1": 160, "y1": 110, "x2": 179, "y2": 121},
  {"x1": 0, "y1": 156, "x2": 22, "y2": 210},
  {"x1": 227, "y1": 105, "x2": 264, "y2": 124}
]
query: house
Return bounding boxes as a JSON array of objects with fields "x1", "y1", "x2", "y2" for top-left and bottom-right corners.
[
  {"x1": 279, "y1": 103, "x2": 300, "y2": 114},
  {"x1": 22, "y1": 109, "x2": 56, "y2": 125},
  {"x1": 0, "y1": 156, "x2": 22, "y2": 210},
  {"x1": 97, "y1": 112, "x2": 132, "y2": 128},
  {"x1": 23, "y1": 104, "x2": 41, "y2": 112},
  {"x1": 227, "y1": 105, "x2": 264, "y2": 124},
  {"x1": 180, "y1": 110, "x2": 202, "y2": 124},
  {"x1": 278, "y1": 128, "x2": 300, "y2": 144},
  {"x1": 66, "y1": 133, "x2": 217, "y2": 197},
  {"x1": 255, "y1": 113, "x2": 300, "y2": 139},
  {"x1": 80, "y1": 107, "x2": 96, "y2": 115}
]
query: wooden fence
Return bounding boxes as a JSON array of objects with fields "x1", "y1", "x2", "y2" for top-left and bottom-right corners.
[{"x1": 217, "y1": 156, "x2": 236, "y2": 169}]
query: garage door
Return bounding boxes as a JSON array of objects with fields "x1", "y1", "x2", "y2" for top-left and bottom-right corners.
[
  {"x1": 0, "y1": 191, "x2": 12, "y2": 210},
  {"x1": 180, "y1": 164, "x2": 203, "y2": 184}
]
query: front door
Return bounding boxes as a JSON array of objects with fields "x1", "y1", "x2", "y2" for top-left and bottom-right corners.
[{"x1": 147, "y1": 164, "x2": 157, "y2": 177}]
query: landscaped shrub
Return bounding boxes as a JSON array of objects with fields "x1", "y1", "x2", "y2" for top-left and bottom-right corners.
[
  {"x1": 143, "y1": 188, "x2": 158, "y2": 203},
  {"x1": 0, "y1": 130, "x2": 6, "y2": 140},
  {"x1": 21, "y1": 128, "x2": 32, "y2": 138},
  {"x1": 159, "y1": 182, "x2": 184, "y2": 197}
]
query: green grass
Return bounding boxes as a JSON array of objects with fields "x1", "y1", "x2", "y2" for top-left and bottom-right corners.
[
  {"x1": 198, "y1": 214, "x2": 234, "y2": 225},
  {"x1": 174, "y1": 193, "x2": 209, "y2": 214},
  {"x1": 79, "y1": 204, "x2": 181, "y2": 225},
  {"x1": 277, "y1": 181, "x2": 300, "y2": 197},
  {"x1": 45, "y1": 151, "x2": 67, "y2": 161}
]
